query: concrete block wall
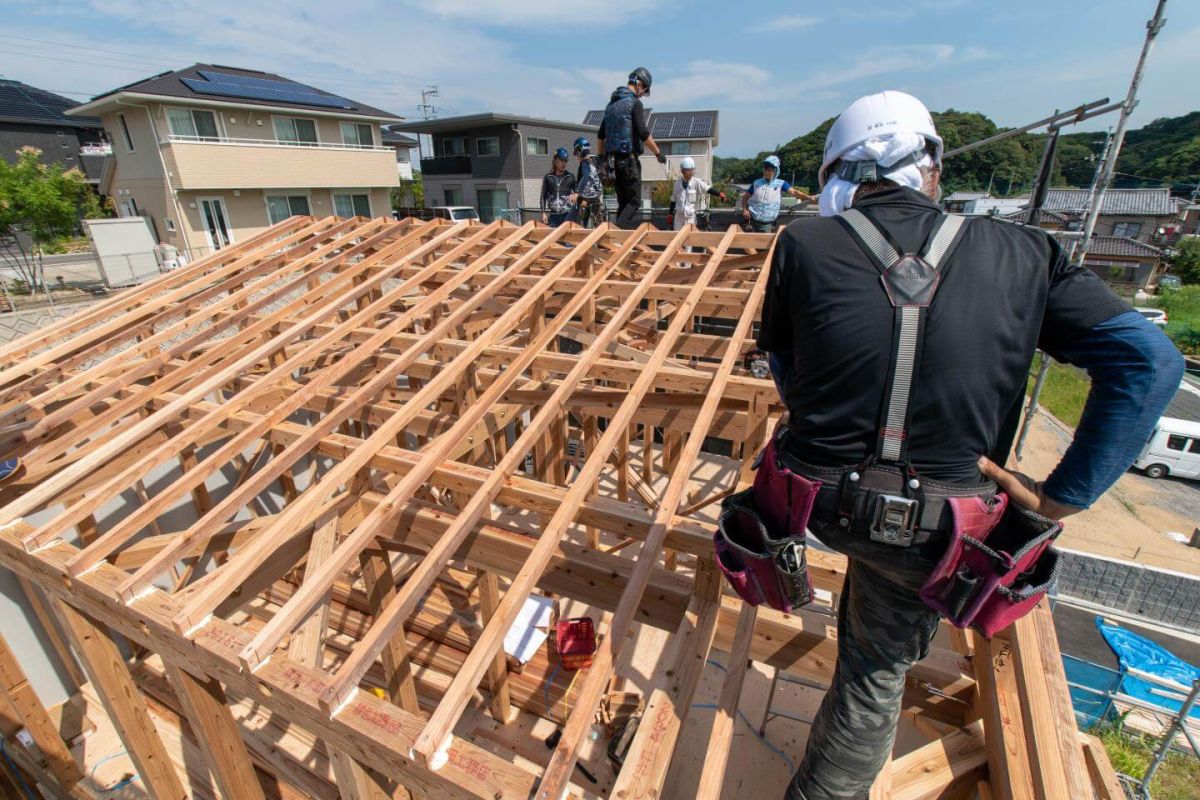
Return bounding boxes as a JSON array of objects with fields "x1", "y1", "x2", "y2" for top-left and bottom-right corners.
[{"x1": 1055, "y1": 547, "x2": 1200, "y2": 633}]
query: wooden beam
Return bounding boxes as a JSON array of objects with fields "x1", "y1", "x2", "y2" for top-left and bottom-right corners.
[
  {"x1": 0, "y1": 632, "x2": 81, "y2": 788},
  {"x1": 51, "y1": 599, "x2": 187, "y2": 799},
  {"x1": 162, "y1": 660, "x2": 267, "y2": 800}
]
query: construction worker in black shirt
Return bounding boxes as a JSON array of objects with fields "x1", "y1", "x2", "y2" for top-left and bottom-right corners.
[
  {"x1": 750, "y1": 89, "x2": 1184, "y2": 800},
  {"x1": 540, "y1": 148, "x2": 577, "y2": 227},
  {"x1": 597, "y1": 67, "x2": 666, "y2": 229}
]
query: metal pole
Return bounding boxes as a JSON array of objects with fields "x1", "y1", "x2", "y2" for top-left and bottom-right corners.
[
  {"x1": 1140, "y1": 676, "x2": 1200, "y2": 799},
  {"x1": 1015, "y1": 351, "x2": 1052, "y2": 461},
  {"x1": 942, "y1": 98, "x2": 1111, "y2": 159},
  {"x1": 1077, "y1": 0, "x2": 1168, "y2": 265}
]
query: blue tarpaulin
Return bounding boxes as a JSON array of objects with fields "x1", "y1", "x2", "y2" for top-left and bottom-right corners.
[{"x1": 1097, "y1": 616, "x2": 1200, "y2": 720}]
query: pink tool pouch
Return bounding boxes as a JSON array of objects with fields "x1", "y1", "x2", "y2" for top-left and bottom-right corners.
[
  {"x1": 713, "y1": 436, "x2": 820, "y2": 613},
  {"x1": 919, "y1": 494, "x2": 1062, "y2": 638}
]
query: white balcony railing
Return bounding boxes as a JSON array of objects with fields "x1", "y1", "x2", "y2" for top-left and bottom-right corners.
[{"x1": 163, "y1": 134, "x2": 392, "y2": 152}]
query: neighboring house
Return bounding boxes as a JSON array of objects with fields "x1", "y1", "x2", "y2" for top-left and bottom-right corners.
[
  {"x1": 962, "y1": 197, "x2": 1027, "y2": 217},
  {"x1": 0, "y1": 79, "x2": 109, "y2": 187},
  {"x1": 1000, "y1": 208, "x2": 1071, "y2": 229},
  {"x1": 381, "y1": 125, "x2": 418, "y2": 181},
  {"x1": 66, "y1": 64, "x2": 403, "y2": 258},
  {"x1": 1080, "y1": 235, "x2": 1167, "y2": 290},
  {"x1": 581, "y1": 108, "x2": 719, "y2": 203},
  {"x1": 1037, "y1": 188, "x2": 1178, "y2": 246},
  {"x1": 943, "y1": 191, "x2": 989, "y2": 213},
  {"x1": 396, "y1": 113, "x2": 594, "y2": 222},
  {"x1": 1182, "y1": 203, "x2": 1200, "y2": 236}
]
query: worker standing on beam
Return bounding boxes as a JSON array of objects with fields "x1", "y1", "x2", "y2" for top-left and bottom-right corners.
[
  {"x1": 668, "y1": 156, "x2": 725, "y2": 231},
  {"x1": 750, "y1": 90, "x2": 1183, "y2": 800},
  {"x1": 572, "y1": 137, "x2": 605, "y2": 229},
  {"x1": 597, "y1": 67, "x2": 667, "y2": 229},
  {"x1": 540, "y1": 147, "x2": 577, "y2": 227},
  {"x1": 741, "y1": 154, "x2": 812, "y2": 233}
]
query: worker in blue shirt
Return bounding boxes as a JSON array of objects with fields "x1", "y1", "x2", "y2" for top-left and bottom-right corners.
[{"x1": 741, "y1": 155, "x2": 813, "y2": 233}]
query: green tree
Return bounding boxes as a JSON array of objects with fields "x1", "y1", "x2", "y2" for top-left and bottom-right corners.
[
  {"x1": 0, "y1": 146, "x2": 101, "y2": 292},
  {"x1": 1171, "y1": 237, "x2": 1200, "y2": 285},
  {"x1": 391, "y1": 173, "x2": 424, "y2": 209}
]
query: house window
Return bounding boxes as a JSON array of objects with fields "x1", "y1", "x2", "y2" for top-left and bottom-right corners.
[
  {"x1": 166, "y1": 108, "x2": 220, "y2": 140},
  {"x1": 266, "y1": 194, "x2": 311, "y2": 224},
  {"x1": 477, "y1": 189, "x2": 508, "y2": 223},
  {"x1": 1167, "y1": 434, "x2": 1188, "y2": 451},
  {"x1": 117, "y1": 113, "x2": 135, "y2": 152},
  {"x1": 333, "y1": 193, "x2": 371, "y2": 218},
  {"x1": 477, "y1": 137, "x2": 500, "y2": 157},
  {"x1": 526, "y1": 137, "x2": 548, "y2": 156},
  {"x1": 165, "y1": 218, "x2": 177, "y2": 233},
  {"x1": 340, "y1": 122, "x2": 375, "y2": 148},
  {"x1": 444, "y1": 188, "x2": 464, "y2": 206},
  {"x1": 1113, "y1": 221, "x2": 1143, "y2": 238},
  {"x1": 669, "y1": 141, "x2": 691, "y2": 156},
  {"x1": 273, "y1": 117, "x2": 318, "y2": 145},
  {"x1": 442, "y1": 137, "x2": 466, "y2": 156}
]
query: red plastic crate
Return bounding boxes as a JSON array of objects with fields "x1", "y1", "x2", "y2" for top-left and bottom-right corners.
[{"x1": 555, "y1": 617, "x2": 596, "y2": 670}]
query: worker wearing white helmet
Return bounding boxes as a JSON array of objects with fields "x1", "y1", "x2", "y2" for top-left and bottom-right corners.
[
  {"x1": 668, "y1": 156, "x2": 726, "y2": 231},
  {"x1": 740, "y1": 154, "x2": 814, "y2": 233},
  {"x1": 732, "y1": 89, "x2": 1183, "y2": 800}
]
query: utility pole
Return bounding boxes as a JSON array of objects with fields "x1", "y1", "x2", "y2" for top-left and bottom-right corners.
[
  {"x1": 418, "y1": 86, "x2": 439, "y2": 120},
  {"x1": 1076, "y1": 0, "x2": 1168, "y2": 264}
]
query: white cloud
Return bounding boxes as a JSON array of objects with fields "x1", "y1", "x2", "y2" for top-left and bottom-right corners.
[
  {"x1": 749, "y1": 14, "x2": 821, "y2": 33},
  {"x1": 550, "y1": 87, "x2": 583, "y2": 104},
  {"x1": 796, "y1": 44, "x2": 957, "y2": 91},
  {"x1": 407, "y1": 0, "x2": 667, "y2": 26}
]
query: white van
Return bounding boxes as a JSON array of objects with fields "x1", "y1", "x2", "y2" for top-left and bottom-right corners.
[{"x1": 1133, "y1": 417, "x2": 1200, "y2": 480}]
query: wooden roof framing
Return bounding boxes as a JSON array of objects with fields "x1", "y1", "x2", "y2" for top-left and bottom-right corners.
[{"x1": 0, "y1": 215, "x2": 1125, "y2": 799}]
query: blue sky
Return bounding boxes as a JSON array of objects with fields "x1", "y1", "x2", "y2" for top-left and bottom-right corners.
[{"x1": 1, "y1": 0, "x2": 1197, "y2": 156}]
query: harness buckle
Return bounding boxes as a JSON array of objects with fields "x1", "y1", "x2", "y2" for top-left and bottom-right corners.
[{"x1": 870, "y1": 494, "x2": 920, "y2": 547}]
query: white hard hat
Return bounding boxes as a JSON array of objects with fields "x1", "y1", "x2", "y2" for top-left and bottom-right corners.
[
  {"x1": 680, "y1": 156, "x2": 696, "y2": 170},
  {"x1": 819, "y1": 91, "x2": 942, "y2": 188}
]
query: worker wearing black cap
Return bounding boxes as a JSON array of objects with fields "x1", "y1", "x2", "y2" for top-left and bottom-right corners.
[{"x1": 597, "y1": 67, "x2": 666, "y2": 229}]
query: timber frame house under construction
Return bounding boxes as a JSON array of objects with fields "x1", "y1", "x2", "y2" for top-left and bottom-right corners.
[{"x1": 0, "y1": 215, "x2": 1127, "y2": 799}]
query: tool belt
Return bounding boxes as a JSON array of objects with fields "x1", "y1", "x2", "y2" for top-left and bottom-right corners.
[
  {"x1": 918, "y1": 496, "x2": 1062, "y2": 636},
  {"x1": 713, "y1": 433, "x2": 817, "y2": 613}
]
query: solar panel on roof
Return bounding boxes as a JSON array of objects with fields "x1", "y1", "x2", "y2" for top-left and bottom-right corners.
[{"x1": 181, "y1": 74, "x2": 357, "y2": 110}]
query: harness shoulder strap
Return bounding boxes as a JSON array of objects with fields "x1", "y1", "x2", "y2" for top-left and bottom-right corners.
[{"x1": 837, "y1": 208, "x2": 970, "y2": 463}]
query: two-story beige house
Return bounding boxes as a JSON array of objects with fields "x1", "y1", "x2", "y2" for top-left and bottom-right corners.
[{"x1": 67, "y1": 64, "x2": 403, "y2": 259}]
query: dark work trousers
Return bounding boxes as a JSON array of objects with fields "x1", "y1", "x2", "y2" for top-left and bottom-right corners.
[
  {"x1": 786, "y1": 518, "x2": 942, "y2": 800},
  {"x1": 613, "y1": 154, "x2": 642, "y2": 229},
  {"x1": 547, "y1": 211, "x2": 572, "y2": 227},
  {"x1": 745, "y1": 216, "x2": 777, "y2": 234}
]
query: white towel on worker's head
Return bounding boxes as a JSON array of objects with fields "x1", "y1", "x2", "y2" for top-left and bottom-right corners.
[{"x1": 819, "y1": 132, "x2": 933, "y2": 217}]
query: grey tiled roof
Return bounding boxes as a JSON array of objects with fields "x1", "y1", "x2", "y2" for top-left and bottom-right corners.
[
  {"x1": 1002, "y1": 208, "x2": 1072, "y2": 225},
  {"x1": 1083, "y1": 235, "x2": 1165, "y2": 259},
  {"x1": 947, "y1": 191, "x2": 989, "y2": 202},
  {"x1": 1041, "y1": 188, "x2": 1175, "y2": 216},
  {"x1": 0, "y1": 80, "x2": 101, "y2": 128},
  {"x1": 81, "y1": 64, "x2": 400, "y2": 120}
]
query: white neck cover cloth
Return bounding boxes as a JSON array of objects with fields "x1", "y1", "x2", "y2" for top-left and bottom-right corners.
[{"x1": 818, "y1": 132, "x2": 932, "y2": 217}]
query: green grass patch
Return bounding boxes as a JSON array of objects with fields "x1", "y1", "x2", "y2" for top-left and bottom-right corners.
[
  {"x1": 1160, "y1": 286, "x2": 1200, "y2": 356},
  {"x1": 1028, "y1": 360, "x2": 1091, "y2": 428},
  {"x1": 1091, "y1": 718, "x2": 1200, "y2": 800}
]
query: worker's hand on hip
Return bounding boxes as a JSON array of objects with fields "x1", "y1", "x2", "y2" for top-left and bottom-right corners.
[{"x1": 976, "y1": 456, "x2": 1081, "y2": 520}]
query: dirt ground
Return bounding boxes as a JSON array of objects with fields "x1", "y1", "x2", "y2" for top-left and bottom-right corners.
[{"x1": 1013, "y1": 408, "x2": 1200, "y2": 574}]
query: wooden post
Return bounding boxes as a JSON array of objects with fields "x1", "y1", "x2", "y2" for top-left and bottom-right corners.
[
  {"x1": 695, "y1": 600, "x2": 757, "y2": 800},
  {"x1": 51, "y1": 600, "x2": 187, "y2": 799},
  {"x1": 477, "y1": 570, "x2": 514, "y2": 724},
  {"x1": 162, "y1": 661, "x2": 266, "y2": 800},
  {"x1": 0, "y1": 633, "x2": 81, "y2": 788}
]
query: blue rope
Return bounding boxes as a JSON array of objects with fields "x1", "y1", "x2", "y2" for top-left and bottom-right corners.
[
  {"x1": 0, "y1": 739, "x2": 36, "y2": 800},
  {"x1": 88, "y1": 749, "x2": 140, "y2": 793},
  {"x1": 695, "y1": 657, "x2": 798, "y2": 774}
]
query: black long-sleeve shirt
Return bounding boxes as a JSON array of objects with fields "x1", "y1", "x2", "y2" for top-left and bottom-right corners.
[{"x1": 540, "y1": 171, "x2": 576, "y2": 213}]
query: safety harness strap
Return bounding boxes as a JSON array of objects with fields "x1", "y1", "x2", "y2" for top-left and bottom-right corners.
[{"x1": 837, "y1": 209, "x2": 967, "y2": 462}]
